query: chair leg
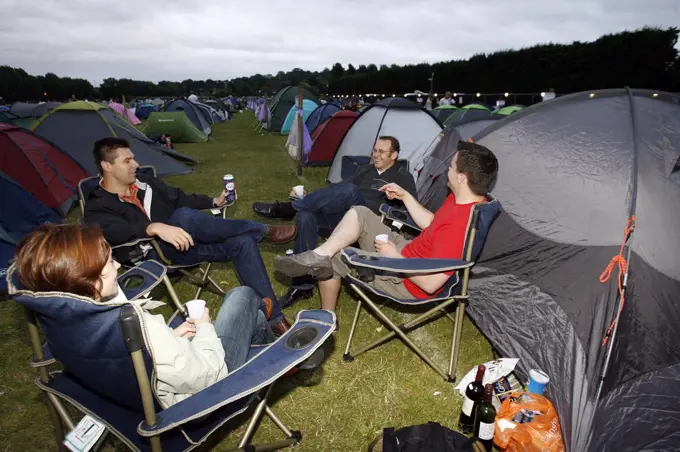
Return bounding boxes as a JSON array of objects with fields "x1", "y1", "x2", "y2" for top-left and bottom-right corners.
[
  {"x1": 162, "y1": 275, "x2": 187, "y2": 317},
  {"x1": 44, "y1": 394, "x2": 68, "y2": 451},
  {"x1": 238, "y1": 389, "x2": 271, "y2": 448},
  {"x1": 342, "y1": 298, "x2": 363, "y2": 361},
  {"x1": 233, "y1": 386, "x2": 301, "y2": 452},
  {"x1": 207, "y1": 276, "x2": 226, "y2": 296},
  {"x1": 194, "y1": 263, "x2": 211, "y2": 300},
  {"x1": 448, "y1": 300, "x2": 467, "y2": 381},
  {"x1": 348, "y1": 284, "x2": 451, "y2": 381}
]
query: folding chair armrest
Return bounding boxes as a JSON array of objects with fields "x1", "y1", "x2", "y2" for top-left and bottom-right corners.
[
  {"x1": 111, "y1": 237, "x2": 156, "y2": 251},
  {"x1": 341, "y1": 248, "x2": 473, "y2": 274},
  {"x1": 137, "y1": 310, "x2": 335, "y2": 436},
  {"x1": 117, "y1": 260, "x2": 167, "y2": 301},
  {"x1": 379, "y1": 204, "x2": 421, "y2": 232}
]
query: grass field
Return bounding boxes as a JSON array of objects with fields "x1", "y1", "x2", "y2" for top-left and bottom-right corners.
[{"x1": 0, "y1": 111, "x2": 493, "y2": 451}]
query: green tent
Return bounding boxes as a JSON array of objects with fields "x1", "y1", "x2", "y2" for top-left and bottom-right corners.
[
  {"x1": 461, "y1": 103, "x2": 490, "y2": 111},
  {"x1": 268, "y1": 86, "x2": 319, "y2": 133},
  {"x1": 493, "y1": 105, "x2": 524, "y2": 116},
  {"x1": 143, "y1": 112, "x2": 208, "y2": 143},
  {"x1": 432, "y1": 105, "x2": 459, "y2": 122}
]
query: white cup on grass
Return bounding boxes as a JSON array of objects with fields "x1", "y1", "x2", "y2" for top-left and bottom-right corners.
[
  {"x1": 186, "y1": 299, "x2": 206, "y2": 319},
  {"x1": 375, "y1": 234, "x2": 389, "y2": 243},
  {"x1": 293, "y1": 185, "x2": 305, "y2": 198}
]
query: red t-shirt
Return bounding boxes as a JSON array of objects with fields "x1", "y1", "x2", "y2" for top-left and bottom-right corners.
[{"x1": 401, "y1": 194, "x2": 477, "y2": 299}]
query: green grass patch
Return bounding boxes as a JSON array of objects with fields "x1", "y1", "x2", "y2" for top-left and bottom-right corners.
[{"x1": 0, "y1": 112, "x2": 493, "y2": 451}]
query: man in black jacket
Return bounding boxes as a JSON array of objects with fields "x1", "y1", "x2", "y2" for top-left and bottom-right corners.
[
  {"x1": 252, "y1": 136, "x2": 417, "y2": 306},
  {"x1": 83, "y1": 138, "x2": 296, "y2": 334}
]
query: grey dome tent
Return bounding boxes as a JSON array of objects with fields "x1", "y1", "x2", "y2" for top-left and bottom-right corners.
[
  {"x1": 194, "y1": 101, "x2": 224, "y2": 124},
  {"x1": 412, "y1": 118, "x2": 499, "y2": 211},
  {"x1": 466, "y1": 88, "x2": 680, "y2": 451},
  {"x1": 31, "y1": 102, "x2": 194, "y2": 177},
  {"x1": 327, "y1": 97, "x2": 442, "y2": 183},
  {"x1": 165, "y1": 99, "x2": 212, "y2": 136}
]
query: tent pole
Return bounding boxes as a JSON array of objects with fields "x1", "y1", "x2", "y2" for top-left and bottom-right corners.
[
  {"x1": 596, "y1": 87, "x2": 639, "y2": 402},
  {"x1": 595, "y1": 284, "x2": 626, "y2": 402},
  {"x1": 297, "y1": 86, "x2": 304, "y2": 177}
]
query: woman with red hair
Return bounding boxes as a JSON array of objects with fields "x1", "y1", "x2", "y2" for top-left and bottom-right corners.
[{"x1": 14, "y1": 224, "x2": 276, "y2": 408}]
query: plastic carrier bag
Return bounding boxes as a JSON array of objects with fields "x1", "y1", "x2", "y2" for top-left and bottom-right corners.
[{"x1": 494, "y1": 392, "x2": 565, "y2": 452}]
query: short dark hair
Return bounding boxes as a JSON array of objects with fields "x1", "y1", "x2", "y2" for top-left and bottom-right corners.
[
  {"x1": 454, "y1": 141, "x2": 498, "y2": 195},
  {"x1": 93, "y1": 137, "x2": 130, "y2": 174},
  {"x1": 377, "y1": 136, "x2": 400, "y2": 154}
]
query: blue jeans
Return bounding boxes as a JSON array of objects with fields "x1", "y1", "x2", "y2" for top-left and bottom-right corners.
[
  {"x1": 157, "y1": 208, "x2": 284, "y2": 323},
  {"x1": 291, "y1": 184, "x2": 366, "y2": 289},
  {"x1": 213, "y1": 287, "x2": 276, "y2": 371}
]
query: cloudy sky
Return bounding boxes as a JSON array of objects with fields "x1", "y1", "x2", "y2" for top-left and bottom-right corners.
[{"x1": 1, "y1": 0, "x2": 678, "y2": 84}]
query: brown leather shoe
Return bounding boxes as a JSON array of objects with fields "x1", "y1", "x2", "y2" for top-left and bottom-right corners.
[
  {"x1": 270, "y1": 316, "x2": 292, "y2": 337},
  {"x1": 264, "y1": 224, "x2": 296, "y2": 244}
]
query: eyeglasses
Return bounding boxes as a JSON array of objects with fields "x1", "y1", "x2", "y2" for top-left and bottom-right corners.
[{"x1": 372, "y1": 149, "x2": 394, "y2": 156}]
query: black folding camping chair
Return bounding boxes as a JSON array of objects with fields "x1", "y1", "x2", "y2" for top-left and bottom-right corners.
[
  {"x1": 341, "y1": 195, "x2": 501, "y2": 381},
  {"x1": 78, "y1": 166, "x2": 226, "y2": 313}
]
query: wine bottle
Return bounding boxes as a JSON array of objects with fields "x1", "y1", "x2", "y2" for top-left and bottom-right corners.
[
  {"x1": 473, "y1": 384, "x2": 497, "y2": 451},
  {"x1": 458, "y1": 364, "x2": 486, "y2": 433}
]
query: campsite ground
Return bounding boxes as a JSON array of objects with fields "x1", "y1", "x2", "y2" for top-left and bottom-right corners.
[{"x1": 0, "y1": 112, "x2": 493, "y2": 451}]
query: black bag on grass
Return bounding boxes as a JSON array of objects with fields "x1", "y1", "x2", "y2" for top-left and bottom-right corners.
[{"x1": 368, "y1": 422, "x2": 485, "y2": 452}]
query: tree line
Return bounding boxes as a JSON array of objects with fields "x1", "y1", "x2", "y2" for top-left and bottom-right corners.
[{"x1": 1, "y1": 27, "x2": 677, "y2": 103}]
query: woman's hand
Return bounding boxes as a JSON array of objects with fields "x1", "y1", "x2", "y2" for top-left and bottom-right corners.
[
  {"x1": 375, "y1": 240, "x2": 402, "y2": 258},
  {"x1": 188, "y1": 307, "x2": 211, "y2": 325},
  {"x1": 173, "y1": 321, "x2": 196, "y2": 338}
]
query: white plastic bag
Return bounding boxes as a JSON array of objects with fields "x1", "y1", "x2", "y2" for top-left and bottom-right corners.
[{"x1": 455, "y1": 358, "x2": 519, "y2": 395}]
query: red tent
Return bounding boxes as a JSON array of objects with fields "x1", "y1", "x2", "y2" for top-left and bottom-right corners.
[
  {"x1": 0, "y1": 123, "x2": 87, "y2": 216},
  {"x1": 307, "y1": 110, "x2": 358, "y2": 166}
]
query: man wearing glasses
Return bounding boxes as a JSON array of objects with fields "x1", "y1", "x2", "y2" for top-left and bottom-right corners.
[{"x1": 253, "y1": 136, "x2": 417, "y2": 306}]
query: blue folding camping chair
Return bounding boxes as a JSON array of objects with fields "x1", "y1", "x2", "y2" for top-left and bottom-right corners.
[
  {"x1": 78, "y1": 166, "x2": 227, "y2": 313},
  {"x1": 341, "y1": 195, "x2": 501, "y2": 381},
  {"x1": 9, "y1": 259, "x2": 336, "y2": 451}
]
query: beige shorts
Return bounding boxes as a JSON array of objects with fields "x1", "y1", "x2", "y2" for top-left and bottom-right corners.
[{"x1": 331, "y1": 206, "x2": 413, "y2": 299}]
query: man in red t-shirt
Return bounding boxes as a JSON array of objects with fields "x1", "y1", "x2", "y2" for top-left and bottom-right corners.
[{"x1": 274, "y1": 141, "x2": 498, "y2": 311}]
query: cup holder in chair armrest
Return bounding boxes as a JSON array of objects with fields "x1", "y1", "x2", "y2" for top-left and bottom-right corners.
[
  {"x1": 389, "y1": 209, "x2": 409, "y2": 222},
  {"x1": 284, "y1": 326, "x2": 320, "y2": 351}
]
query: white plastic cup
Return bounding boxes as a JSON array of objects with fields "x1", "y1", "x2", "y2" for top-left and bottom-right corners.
[
  {"x1": 293, "y1": 185, "x2": 304, "y2": 198},
  {"x1": 185, "y1": 299, "x2": 206, "y2": 319},
  {"x1": 528, "y1": 369, "x2": 550, "y2": 394},
  {"x1": 375, "y1": 234, "x2": 389, "y2": 243}
]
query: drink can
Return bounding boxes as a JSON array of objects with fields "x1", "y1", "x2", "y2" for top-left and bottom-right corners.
[{"x1": 223, "y1": 174, "x2": 236, "y2": 205}]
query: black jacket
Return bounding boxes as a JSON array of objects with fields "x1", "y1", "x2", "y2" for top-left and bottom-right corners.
[
  {"x1": 83, "y1": 174, "x2": 214, "y2": 246},
  {"x1": 344, "y1": 162, "x2": 418, "y2": 213}
]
